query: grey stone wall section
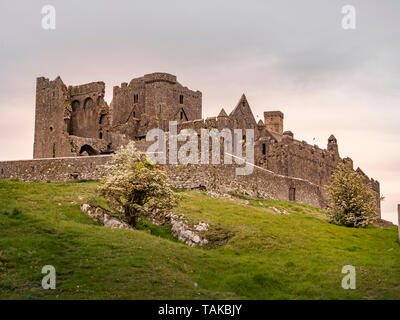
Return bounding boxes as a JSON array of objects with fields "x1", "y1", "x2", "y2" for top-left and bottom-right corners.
[
  {"x1": 0, "y1": 156, "x2": 325, "y2": 208},
  {"x1": 0, "y1": 156, "x2": 111, "y2": 182},
  {"x1": 164, "y1": 164, "x2": 326, "y2": 208}
]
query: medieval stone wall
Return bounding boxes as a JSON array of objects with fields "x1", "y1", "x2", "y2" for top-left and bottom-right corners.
[
  {"x1": 67, "y1": 81, "x2": 106, "y2": 139},
  {"x1": 165, "y1": 164, "x2": 325, "y2": 208},
  {"x1": 110, "y1": 72, "x2": 202, "y2": 138},
  {"x1": 34, "y1": 77, "x2": 112, "y2": 159},
  {"x1": 28, "y1": 72, "x2": 381, "y2": 217},
  {"x1": 0, "y1": 156, "x2": 111, "y2": 182},
  {"x1": 34, "y1": 77, "x2": 69, "y2": 159},
  {"x1": 0, "y1": 155, "x2": 325, "y2": 208},
  {"x1": 111, "y1": 81, "x2": 145, "y2": 130},
  {"x1": 266, "y1": 136, "x2": 339, "y2": 186}
]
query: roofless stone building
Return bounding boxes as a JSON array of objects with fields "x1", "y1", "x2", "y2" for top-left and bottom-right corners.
[{"x1": 0, "y1": 72, "x2": 381, "y2": 216}]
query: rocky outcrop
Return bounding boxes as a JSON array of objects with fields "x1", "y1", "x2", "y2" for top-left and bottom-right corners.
[
  {"x1": 268, "y1": 206, "x2": 289, "y2": 215},
  {"x1": 150, "y1": 210, "x2": 209, "y2": 247},
  {"x1": 80, "y1": 204, "x2": 210, "y2": 246},
  {"x1": 80, "y1": 204, "x2": 133, "y2": 230}
]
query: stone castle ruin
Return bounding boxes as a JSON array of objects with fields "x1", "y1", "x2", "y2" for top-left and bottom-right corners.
[
  {"x1": 33, "y1": 73, "x2": 202, "y2": 158},
  {"x1": 0, "y1": 72, "x2": 381, "y2": 216}
]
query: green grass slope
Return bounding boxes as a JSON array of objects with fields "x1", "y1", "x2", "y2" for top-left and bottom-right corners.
[{"x1": 0, "y1": 180, "x2": 399, "y2": 299}]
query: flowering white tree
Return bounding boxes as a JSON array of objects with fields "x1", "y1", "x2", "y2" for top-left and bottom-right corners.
[
  {"x1": 326, "y1": 162, "x2": 377, "y2": 228},
  {"x1": 98, "y1": 142, "x2": 178, "y2": 227}
]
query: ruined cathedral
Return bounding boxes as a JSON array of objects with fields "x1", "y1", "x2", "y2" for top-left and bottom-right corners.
[{"x1": 7, "y1": 72, "x2": 379, "y2": 215}]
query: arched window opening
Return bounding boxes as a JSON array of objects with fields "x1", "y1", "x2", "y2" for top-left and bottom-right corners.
[
  {"x1": 84, "y1": 97, "x2": 94, "y2": 110},
  {"x1": 71, "y1": 100, "x2": 80, "y2": 112}
]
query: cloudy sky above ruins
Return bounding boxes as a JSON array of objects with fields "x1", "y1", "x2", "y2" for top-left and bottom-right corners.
[{"x1": 0, "y1": 0, "x2": 399, "y2": 222}]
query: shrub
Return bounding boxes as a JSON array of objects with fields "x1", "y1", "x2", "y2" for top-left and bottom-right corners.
[
  {"x1": 98, "y1": 142, "x2": 178, "y2": 228},
  {"x1": 325, "y1": 162, "x2": 378, "y2": 228}
]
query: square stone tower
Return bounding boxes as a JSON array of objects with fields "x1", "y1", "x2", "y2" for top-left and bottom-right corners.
[
  {"x1": 33, "y1": 76, "x2": 69, "y2": 158},
  {"x1": 264, "y1": 111, "x2": 284, "y2": 135},
  {"x1": 110, "y1": 72, "x2": 202, "y2": 136}
]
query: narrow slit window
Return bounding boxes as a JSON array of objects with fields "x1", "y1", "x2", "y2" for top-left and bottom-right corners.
[{"x1": 289, "y1": 187, "x2": 296, "y2": 201}]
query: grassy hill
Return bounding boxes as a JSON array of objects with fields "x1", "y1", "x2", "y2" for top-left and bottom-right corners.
[{"x1": 0, "y1": 180, "x2": 399, "y2": 300}]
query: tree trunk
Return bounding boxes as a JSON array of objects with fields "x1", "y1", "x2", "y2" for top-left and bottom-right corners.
[
  {"x1": 129, "y1": 215, "x2": 137, "y2": 228},
  {"x1": 125, "y1": 207, "x2": 138, "y2": 228}
]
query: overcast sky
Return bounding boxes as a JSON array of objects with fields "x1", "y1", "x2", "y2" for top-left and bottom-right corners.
[{"x1": 0, "y1": 0, "x2": 399, "y2": 223}]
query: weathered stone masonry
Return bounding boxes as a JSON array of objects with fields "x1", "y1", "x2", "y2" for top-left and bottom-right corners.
[
  {"x1": 0, "y1": 156, "x2": 111, "y2": 182},
  {"x1": 0, "y1": 155, "x2": 325, "y2": 208},
  {"x1": 0, "y1": 71, "x2": 381, "y2": 215}
]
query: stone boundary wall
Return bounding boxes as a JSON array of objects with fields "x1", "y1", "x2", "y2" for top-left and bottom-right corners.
[
  {"x1": 164, "y1": 164, "x2": 325, "y2": 208},
  {"x1": 0, "y1": 155, "x2": 326, "y2": 208},
  {"x1": 0, "y1": 155, "x2": 111, "y2": 182}
]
